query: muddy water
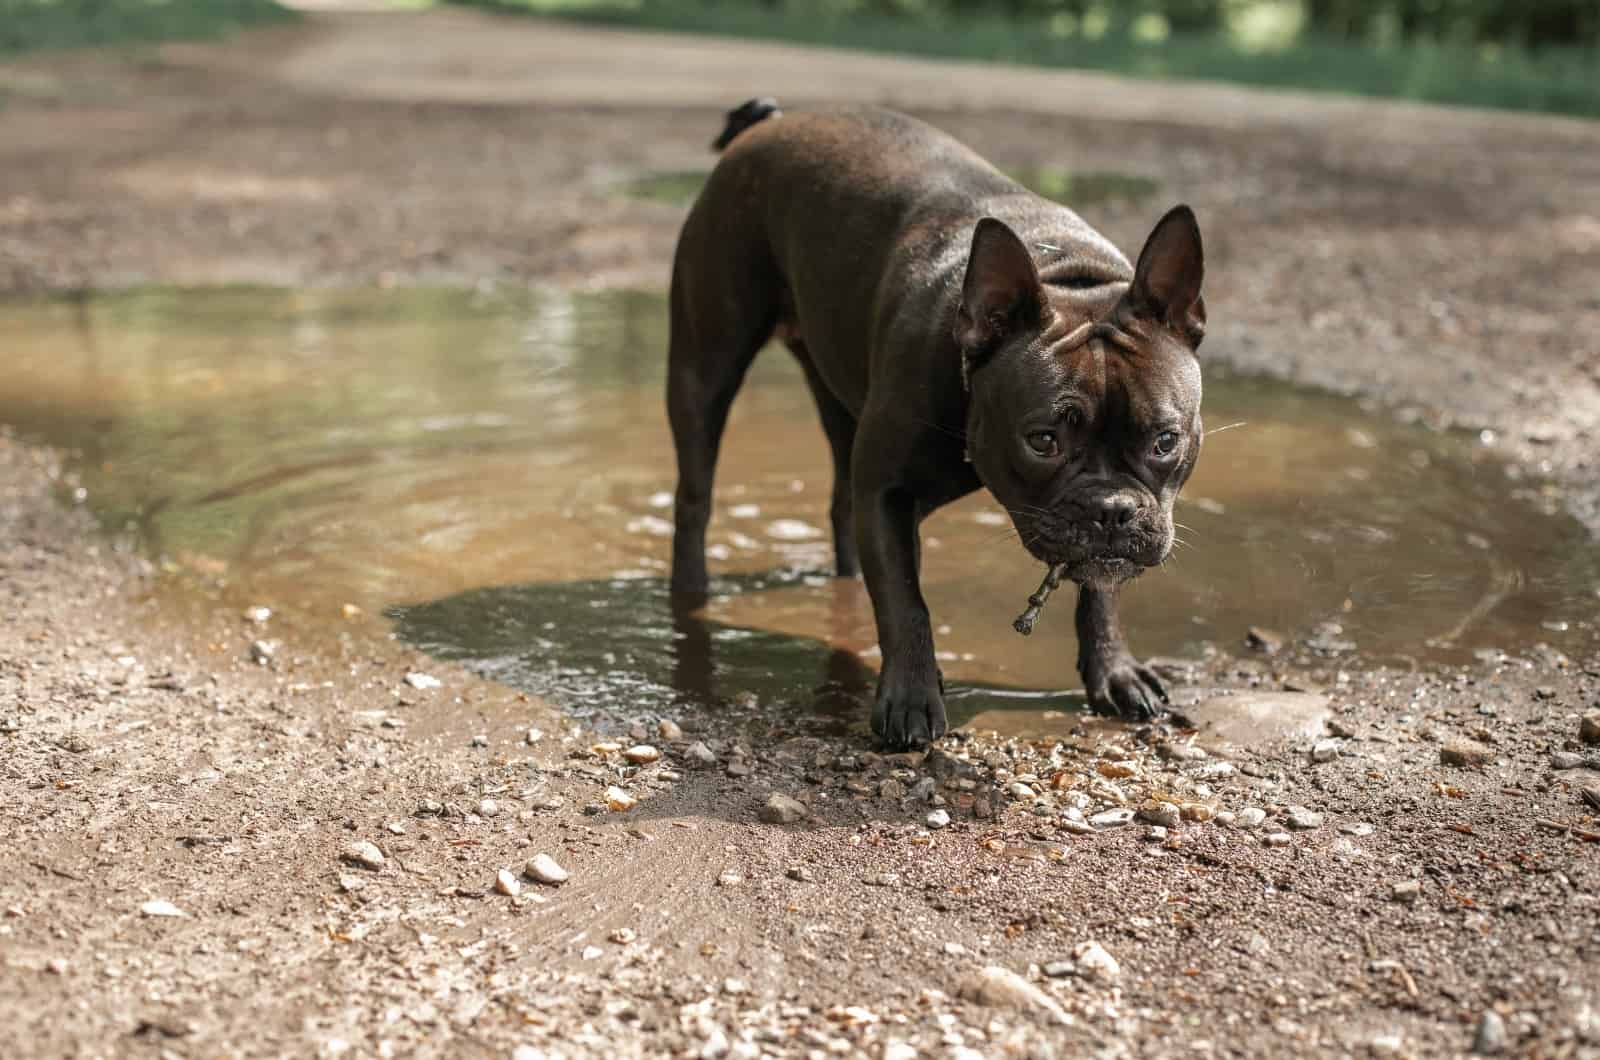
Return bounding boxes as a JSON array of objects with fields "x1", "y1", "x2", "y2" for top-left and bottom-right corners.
[{"x1": 3, "y1": 288, "x2": 1596, "y2": 733}]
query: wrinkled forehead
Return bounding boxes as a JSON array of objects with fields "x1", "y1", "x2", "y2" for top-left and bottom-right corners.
[{"x1": 1046, "y1": 332, "x2": 1201, "y2": 422}]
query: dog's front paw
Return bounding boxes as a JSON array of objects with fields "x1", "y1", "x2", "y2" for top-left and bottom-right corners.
[
  {"x1": 1082, "y1": 650, "x2": 1168, "y2": 722},
  {"x1": 871, "y1": 664, "x2": 948, "y2": 749}
]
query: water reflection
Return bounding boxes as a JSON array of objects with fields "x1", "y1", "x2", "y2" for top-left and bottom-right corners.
[{"x1": 0, "y1": 286, "x2": 1595, "y2": 730}]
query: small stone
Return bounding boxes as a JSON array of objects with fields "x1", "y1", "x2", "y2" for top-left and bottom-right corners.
[
  {"x1": 1145, "y1": 826, "x2": 1169, "y2": 841},
  {"x1": 1214, "y1": 811, "x2": 1237, "y2": 828},
  {"x1": 715, "y1": 870, "x2": 744, "y2": 887},
  {"x1": 957, "y1": 966, "x2": 1071, "y2": 1025},
  {"x1": 1090, "y1": 808, "x2": 1135, "y2": 829},
  {"x1": 878, "y1": 778, "x2": 906, "y2": 800},
  {"x1": 1262, "y1": 832, "x2": 1291, "y2": 848},
  {"x1": 943, "y1": 941, "x2": 966, "y2": 956},
  {"x1": 468, "y1": 734, "x2": 488, "y2": 748},
  {"x1": 580, "y1": 945, "x2": 602, "y2": 960},
  {"x1": 139, "y1": 899, "x2": 186, "y2": 918},
  {"x1": 1580, "y1": 785, "x2": 1600, "y2": 811},
  {"x1": 416, "y1": 799, "x2": 444, "y2": 816},
  {"x1": 973, "y1": 797, "x2": 993, "y2": 820},
  {"x1": 1441, "y1": 742, "x2": 1491, "y2": 768},
  {"x1": 604, "y1": 786, "x2": 637, "y2": 811},
  {"x1": 1235, "y1": 807, "x2": 1267, "y2": 830},
  {"x1": 342, "y1": 841, "x2": 385, "y2": 870},
  {"x1": 609, "y1": 927, "x2": 636, "y2": 945},
  {"x1": 495, "y1": 869, "x2": 521, "y2": 897},
  {"x1": 1180, "y1": 803, "x2": 1215, "y2": 823},
  {"x1": 478, "y1": 798, "x2": 500, "y2": 818},
  {"x1": 1062, "y1": 819, "x2": 1094, "y2": 835},
  {"x1": 1327, "y1": 718, "x2": 1356, "y2": 738},
  {"x1": 1392, "y1": 879, "x2": 1421, "y2": 903},
  {"x1": 1246, "y1": 626, "x2": 1284, "y2": 654},
  {"x1": 403, "y1": 671, "x2": 441, "y2": 690},
  {"x1": 722, "y1": 977, "x2": 749, "y2": 996},
  {"x1": 760, "y1": 794, "x2": 808, "y2": 824},
  {"x1": 785, "y1": 866, "x2": 813, "y2": 882},
  {"x1": 684, "y1": 741, "x2": 717, "y2": 768},
  {"x1": 725, "y1": 759, "x2": 751, "y2": 778},
  {"x1": 1008, "y1": 781, "x2": 1035, "y2": 800},
  {"x1": 910, "y1": 777, "x2": 937, "y2": 802},
  {"x1": 1042, "y1": 960, "x2": 1074, "y2": 978},
  {"x1": 338, "y1": 874, "x2": 366, "y2": 893},
  {"x1": 657, "y1": 718, "x2": 684, "y2": 741},
  {"x1": 1159, "y1": 742, "x2": 1209, "y2": 762},
  {"x1": 1581, "y1": 714, "x2": 1600, "y2": 745},
  {"x1": 243, "y1": 605, "x2": 272, "y2": 624},
  {"x1": 524, "y1": 728, "x2": 544, "y2": 745},
  {"x1": 1284, "y1": 806, "x2": 1324, "y2": 830},
  {"x1": 1472, "y1": 1010, "x2": 1507, "y2": 1055},
  {"x1": 525, "y1": 854, "x2": 569, "y2": 885},
  {"x1": 926, "y1": 809, "x2": 951, "y2": 829},
  {"x1": 1551, "y1": 751, "x2": 1584, "y2": 770},
  {"x1": 623, "y1": 744, "x2": 661, "y2": 764},
  {"x1": 249, "y1": 640, "x2": 275, "y2": 665},
  {"x1": 882, "y1": 1043, "x2": 918, "y2": 1060},
  {"x1": 1311, "y1": 739, "x2": 1340, "y2": 763},
  {"x1": 1341, "y1": 821, "x2": 1376, "y2": 837},
  {"x1": 1138, "y1": 800, "x2": 1181, "y2": 828},
  {"x1": 1074, "y1": 940, "x2": 1121, "y2": 981}
]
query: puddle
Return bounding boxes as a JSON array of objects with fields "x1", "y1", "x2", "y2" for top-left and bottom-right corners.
[
  {"x1": 3, "y1": 287, "x2": 1596, "y2": 737},
  {"x1": 618, "y1": 166, "x2": 1158, "y2": 209}
]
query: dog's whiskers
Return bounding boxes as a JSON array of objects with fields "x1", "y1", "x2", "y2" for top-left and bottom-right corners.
[{"x1": 1205, "y1": 421, "x2": 1248, "y2": 437}]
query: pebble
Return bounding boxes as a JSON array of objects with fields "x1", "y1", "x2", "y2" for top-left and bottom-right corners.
[
  {"x1": 1090, "y1": 808, "x2": 1135, "y2": 829},
  {"x1": 403, "y1": 671, "x2": 441, "y2": 690},
  {"x1": 1284, "y1": 806, "x2": 1324, "y2": 830},
  {"x1": 926, "y1": 809, "x2": 951, "y2": 829},
  {"x1": 1007, "y1": 781, "x2": 1035, "y2": 800},
  {"x1": 495, "y1": 869, "x2": 521, "y2": 897},
  {"x1": 910, "y1": 777, "x2": 937, "y2": 802},
  {"x1": 524, "y1": 728, "x2": 543, "y2": 745},
  {"x1": 1159, "y1": 742, "x2": 1209, "y2": 762},
  {"x1": 469, "y1": 734, "x2": 488, "y2": 748},
  {"x1": 1311, "y1": 739, "x2": 1340, "y2": 763},
  {"x1": 716, "y1": 870, "x2": 744, "y2": 887},
  {"x1": 1392, "y1": 879, "x2": 1421, "y2": 903},
  {"x1": 1062, "y1": 819, "x2": 1095, "y2": 835},
  {"x1": 1074, "y1": 940, "x2": 1121, "y2": 981},
  {"x1": 623, "y1": 744, "x2": 661, "y2": 764},
  {"x1": 243, "y1": 605, "x2": 272, "y2": 624},
  {"x1": 1246, "y1": 626, "x2": 1284, "y2": 654},
  {"x1": 338, "y1": 874, "x2": 366, "y2": 893},
  {"x1": 249, "y1": 639, "x2": 276, "y2": 665},
  {"x1": 1262, "y1": 832, "x2": 1291, "y2": 848},
  {"x1": 1340, "y1": 821, "x2": 1376, "y2": 837},
  {"x1": 1550, "y1": 751, "x2": 1584, "y2": 770},
  {"x1": 525, "y1": 854, "x2": 569, "y2": 885},
  {"x1": 957, "y1": 966, "x2": 1072, "y2": 1025},
  {"x1": 1138, "y1": 801, "x2": 1181, "y2": 828},
  {"x1": 684, "y1": 741, "x2": 718, "y2": 768},
  {"x1": 882, "y1": 1043, "x2": 919, "y2": 1060},
  {"x1": 722, "y1": 977, "x2": 749, "y2": 996},
  {"x1": 416, "y1": 799, "x2": 444, "y2": 816},
  {"x1": 1473, "y1": 1010, "x2": 1507, "y2": 1055},
  {"x1": 786, "y1": 866, "x2": 813, "y2": 882},
  {"x1": 609, "y1": 928, "x2": 636, "y2": 945},
  {"x1": 343, "y1": 841, "x2": 385, "y2": 870},
  {"x1": 1581, "y1": 714, "x2": 1600, "y2": 745},
  {"x1": 1235, "y1": 807, "x2": 1267, "y2": 830},
  {"x1": 139, "y1": 899, "x2": 187, "y2": 918},
  {"x1": 760, "y1": 794, "x2": 808, "y2": 824},
  {"x1": 1441, "y1": 742, "x2": 1491, "y2": 768},
  {"x1": 658, "y1": 718, "x2": 684, "y2": 741},
  {"x1": 604, "y1": 786, "x2": 637, "y2": 812},
  {"x1": 725, "y1": 760, "x2": 752, "y2": 778},
  {"x1": 1145, "y1": 826, "x2": 1168, "y2": 841},
  {"x1": 478, "y1": 798, "x2": 499, "y2": 818},
  {"x1": 878, "y1": 778, "x2": 906, "y2": 800},
  {"x1": 1180, "y1": 803, "x2": 1215, "y2": 823},
  {"x1": 1214, "y1": 811, "x2": 1237, "y2": 828},
  {"x1": 1042, "y1": 960, "x2": 1074, "y2": 978}
]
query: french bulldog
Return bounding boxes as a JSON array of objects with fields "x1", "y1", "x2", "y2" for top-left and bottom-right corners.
[{"x1": 667, "y1": 101, "x2": 1206, "y2": 749}]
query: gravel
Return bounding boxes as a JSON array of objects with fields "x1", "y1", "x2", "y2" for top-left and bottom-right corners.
[
  {"x1": 342, "y1": 841, "x2": 385, "y2": 870},
  {"x1": 525, "y1": 854, "x2": 569, "y2": 885}
]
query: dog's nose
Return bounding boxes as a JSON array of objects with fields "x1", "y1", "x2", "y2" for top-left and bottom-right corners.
[{"x1": 1093, "y1": 493, "x2": 1139, "y2": 529}]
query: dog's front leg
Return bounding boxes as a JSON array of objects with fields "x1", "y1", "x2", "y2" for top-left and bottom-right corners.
[
  {"x1": 857, "y1": 482, "x2": 947, "y2": 749},
  {"x1": 1076, "y1": 583, "x2": 1168, "y2": 722}
]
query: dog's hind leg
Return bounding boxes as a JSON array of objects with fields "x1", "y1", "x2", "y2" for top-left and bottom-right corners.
[
  {"x1": 788, "y1": 342, "x2": 860, "y2": 579},
  {"x1": 666, "y1": 242, "x2": 775, "y2": 597}
]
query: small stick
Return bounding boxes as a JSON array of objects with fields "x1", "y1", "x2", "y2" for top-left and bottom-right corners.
[{"x1": 1013, "y1": 563, "x2": 1069, "y2": 636}]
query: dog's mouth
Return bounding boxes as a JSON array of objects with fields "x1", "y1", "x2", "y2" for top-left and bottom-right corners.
[
  {"x1": 1059, "y1": 556, "x2": 1142, "y2": 585},
  {"x1": 1009, "y1": 511, "x2": 1170, "y2": 580}
]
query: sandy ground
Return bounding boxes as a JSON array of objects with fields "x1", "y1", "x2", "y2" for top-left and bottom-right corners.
[{"x1": 2, "y1": 9, "x2": 1600, "y2": 1058}]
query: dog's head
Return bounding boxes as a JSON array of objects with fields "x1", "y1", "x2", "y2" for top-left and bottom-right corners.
[{"x1": 956, "y1": 206, "x2": 1206, "y2": 586}]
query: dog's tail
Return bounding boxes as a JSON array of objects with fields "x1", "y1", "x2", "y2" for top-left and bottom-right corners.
[{"x1": 711, "y1": 97, "x2": 781, "y2": 152}]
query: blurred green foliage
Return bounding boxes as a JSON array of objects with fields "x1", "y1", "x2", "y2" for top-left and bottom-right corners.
[
  {"x1": 0, "y1": 0, "x2": 296, "y2": 55},
  {"x1": 452, "y1": 0, "x2": 1600, "y2": 117}
]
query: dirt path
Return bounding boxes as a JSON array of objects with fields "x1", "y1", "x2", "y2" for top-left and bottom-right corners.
[{"x1": 2, "y1": 10, "x2": 1599, "y2": 1058}]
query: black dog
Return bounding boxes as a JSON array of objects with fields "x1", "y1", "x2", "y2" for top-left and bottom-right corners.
[{"x1": 667, "y1": 102, "x2": 1206, "y2": 749}]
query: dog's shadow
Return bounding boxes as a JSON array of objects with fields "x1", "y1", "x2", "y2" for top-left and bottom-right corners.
[{"x1": 389, "y1": 573, "x2": 1092, "y2": 827}]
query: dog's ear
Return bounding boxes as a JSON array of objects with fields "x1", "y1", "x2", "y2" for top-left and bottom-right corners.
[
  {"x1": 1119, "y1": 204, "x2": 1205, "y2": 349},
  {"x1": 956, "y1": 218, "x2": 1045, "y2": 352}
]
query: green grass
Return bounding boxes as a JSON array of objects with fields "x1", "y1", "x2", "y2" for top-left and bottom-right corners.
[
  {"x1": 447, "y1": 0, "x2": 1600, "y2": 119},
  {"x1": 0, "y1": 0, "x2": 297, "y2": 57}
]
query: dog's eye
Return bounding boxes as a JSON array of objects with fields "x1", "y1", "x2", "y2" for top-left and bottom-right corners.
[
  {"x1": 1026, "y1": 431, "x2": 1060, "y2": 457},
  {"x1": 1152, "y1": 431, "x2": 1181, "y2": 457}
]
